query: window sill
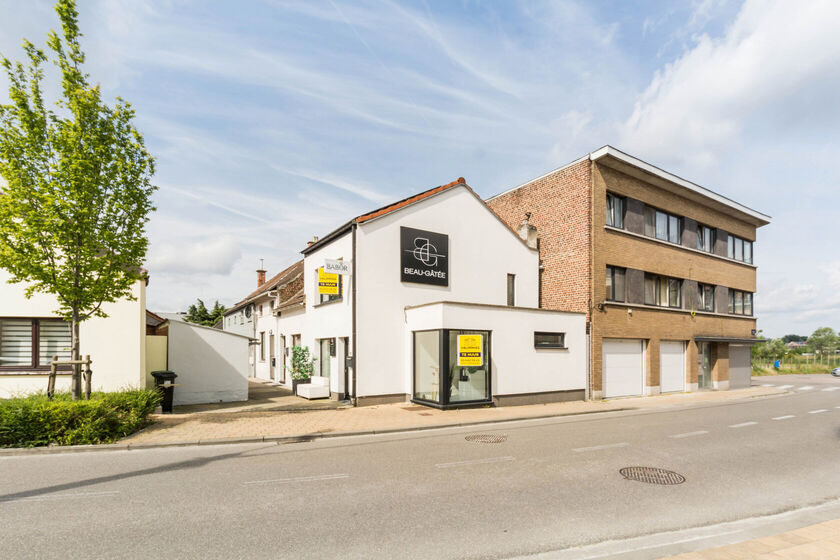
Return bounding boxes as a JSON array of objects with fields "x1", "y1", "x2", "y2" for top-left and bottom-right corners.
[
  {"x1": 603, "y1": 301, "x2": 756, "y2": 320},
  {"x1": 604, "y1": 226, "x2": 757, "y2": 269},
  {"x1": 314, "y1": 297, "x2": 344, "y2": 308},
  {"x1": 534, "y1": 346, "x2": 568, "y2": 350}
]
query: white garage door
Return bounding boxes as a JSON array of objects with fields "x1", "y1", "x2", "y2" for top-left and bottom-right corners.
[
  {"x1": 603, "y1": 339, "x2": 644, "y2": 398},
  {"x1": 660, "y1": 341, "x2": 685, "y2": 393}
]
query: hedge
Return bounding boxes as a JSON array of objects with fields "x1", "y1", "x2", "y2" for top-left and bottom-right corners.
[{"x1": 0, "y1": 389, "x2": 161, "y2": 448}]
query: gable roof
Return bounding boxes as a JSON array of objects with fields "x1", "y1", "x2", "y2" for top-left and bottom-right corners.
[{"x1": 226, "y1": 259, "x2": 303, "y2": 315}]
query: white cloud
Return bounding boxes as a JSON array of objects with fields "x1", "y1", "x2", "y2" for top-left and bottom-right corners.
[{"x1": 148, "y1": 235, "x2": 242, "y2": 276}]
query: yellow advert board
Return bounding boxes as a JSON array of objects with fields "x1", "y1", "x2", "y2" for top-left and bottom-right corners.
[
  {"x1": 457, "y1": 334, "x2": 483, "y2": 367},
  {"x1": 317, "y1": 267, "x2": 339, "y2": 295}
]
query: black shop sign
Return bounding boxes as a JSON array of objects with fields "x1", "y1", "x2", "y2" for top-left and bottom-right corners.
[{"x1": 400, "y1": 226, "x2": 449, "y2": 286}]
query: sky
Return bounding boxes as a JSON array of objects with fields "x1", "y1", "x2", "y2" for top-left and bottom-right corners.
[{"x1": 0, "y1": 0, "x2": 838, "y2": 338}]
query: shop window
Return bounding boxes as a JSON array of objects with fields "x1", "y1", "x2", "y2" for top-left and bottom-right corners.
[
  {"x1": 534, "y1": 332, "x2": 565, "y2": 349},
  {"x1": 412, "y1": 329, "x2": 491, "y2": 407},
  {"x1": 507, "y1": 274, "x2": 515, "y2": 306},
  {"x1": 606, "y1": 266, "x2": 625, "y2": 302},
  {"x1": 0, "y1": 319, "x2": 71, "y2": 370},
  {"x1": 606, "y1": 193, "x2": 625, "y2": 229}
]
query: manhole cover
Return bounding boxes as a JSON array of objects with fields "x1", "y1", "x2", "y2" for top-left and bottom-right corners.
[
  {"x1": 465, "y1": 434, "x2": 507, "y2": 444},
  {"x1": 620, "y1": 466, "x2": 685, "y2": 485}
]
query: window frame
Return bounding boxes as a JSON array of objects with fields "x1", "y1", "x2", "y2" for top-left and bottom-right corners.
[
  {"x1": 727, "y1": 234, "x2": 753, "y2": 264},
  {"x1": 698, "y1": 283, "x2": 715, "y2": 312},
  {"x1": 605, "y1": 266, "x2": 626, "y2": 302},
  {"x1": 644, "y1": 206, "x2": 682, "y2": 245},
  {"x1": 606, "y1": 192, "x2": 626, "y2": 229},
  {"x1": 697, "y1": 224, "x2": 716, "y2": 253},
  {"x1": 0, "y1": 318, "x2": 72, "y2": 372},
  {"x1": 506, "y1": 273, "x2": 516, "y2": 306},
  {"x1": 728, "y1": 289, "x2": 753, "y2": 316},
  {"x1": 644, "y1": 274, "x2": 682, "y2": 309},
  {"x1": 259, "y1": 331, "x2": 266, "y2": 361},
  {"x1": 534, "y1": 332, "x2": 566, "y2": 349}
]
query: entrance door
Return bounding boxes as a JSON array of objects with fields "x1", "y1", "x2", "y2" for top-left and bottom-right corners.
[
  {"x1": 319, "y1": 338, "x2": 332, "y2": 379},
  {"x1": 660, "y1": 341, "x2": 685, "y2": 393},
  {"x1": 698, "y1": 342, "x2": 712, "y2": 389},
  {"x1": 278, "y1": 335, "x2": 286, "y2": 383},
  {"x1": 603, "y1": 339, "x2": 644, "y2": 398},
  {"x1": 269, "y1": 333, "x2": 275, "y2": 381}
]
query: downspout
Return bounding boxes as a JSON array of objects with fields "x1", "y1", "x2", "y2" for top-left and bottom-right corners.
[{"x1": 352, "y1": 222, "x2": 358, "y2": 406}]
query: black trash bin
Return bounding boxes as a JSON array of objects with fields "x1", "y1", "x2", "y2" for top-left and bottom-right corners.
[{"x1": 150, "y1": 370, "x2": 178, "y2": 413}]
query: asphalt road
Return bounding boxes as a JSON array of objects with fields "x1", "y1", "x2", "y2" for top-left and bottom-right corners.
[{"x1": 1, "y1": 374, "x2": 839, "y2": 560}]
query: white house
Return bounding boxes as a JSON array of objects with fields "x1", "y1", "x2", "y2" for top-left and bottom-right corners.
[{"x1": 261, "y1": 178, "x2": 587, "y2": 408}]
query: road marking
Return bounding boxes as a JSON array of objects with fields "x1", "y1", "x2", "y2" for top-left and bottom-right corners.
[
  {"x1": 729, "y1": 421, "x2": 758, "y2": 428},
  {"x1": 798, "y1": 385, "x2": 814, "y2": 391},
  {"x1": 772, "y1": 415, "x2": 795, "y2": 420},
  {"x1": 435, "y1": 456, "x2": 515, "y2": 469},
  {"x1": 822, "y1": 387, "x2": 840, "y2": 392},
  {"x1": 573, "y1": 442, "x2": 630, "y2": 452},
  {"x1": 760, "y1": 383, "x2": 775, "y2": 387},
  {"x1": 669, "y1": 430, "x2": 709, "y2": 439},
  {"x1": 243, "y1": 474, "x2": 350, "y2": 485},
  {"x1": 777, "y1": 385, "x2": 794, "y2": 389},
  {"x1": 808, "y1": 409, "x2": 828, "y2": 414},
  {"x1": 0, "y1": 490, "x2": 120, "y2": 504}
]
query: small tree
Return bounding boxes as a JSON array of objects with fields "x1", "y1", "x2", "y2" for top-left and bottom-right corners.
[
  {"x1": 0, "y1": 0, "x2": 156, "y2": 398},
  {"x1": 808, "y1": 327, "x2": 838, "y2": 365},
  {"x1": 184, "y1": 299, "x2": 226, "y2": 327},
  {"x1": 290, "y1": 345, "x2": 316, "y2": 380}
]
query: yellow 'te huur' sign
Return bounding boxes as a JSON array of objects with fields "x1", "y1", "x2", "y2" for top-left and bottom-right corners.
[
  {"x1": 457, "y1": 334, "x2": 483, "y2": 367},
  {"x1": 317, "y1": 267, "x2": 339, "y2": 295}
]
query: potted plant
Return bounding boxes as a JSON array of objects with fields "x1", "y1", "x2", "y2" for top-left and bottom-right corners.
[{"x1": 290, "y1": 345, "x2": 316, "y2": 395}]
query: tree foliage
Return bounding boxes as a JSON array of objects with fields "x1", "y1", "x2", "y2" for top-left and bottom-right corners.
[
  {"x1": 781, "y1": 334, "x2": 807, "y2": 344},
  {"x1": 807, "y1": 327, "x2": 838, "y2": 356},
  {"x1": 184, "y1": 299, "x2": 226, "y2": 327},
  {"x1": 0, "y1": 0, "x2": 155, "y2": 397}
]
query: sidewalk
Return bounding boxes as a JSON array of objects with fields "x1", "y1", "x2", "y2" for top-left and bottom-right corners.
[
  {"x1": 121, "y1": 385, "x2": 784, "y2": 445},
  {"x1": 665, "y1": 518, "x2": 840, "y2": 559}
]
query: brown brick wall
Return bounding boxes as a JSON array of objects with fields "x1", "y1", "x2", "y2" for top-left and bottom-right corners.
[{"x1": 487, "y1": 159, "x2": 592, "y2": 315}]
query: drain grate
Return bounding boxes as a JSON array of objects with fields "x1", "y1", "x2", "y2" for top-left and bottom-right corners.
[
  {"x1": 465, "y1": 434, "x2": 507, "y2": 444},
  {"x1": 620, "y1": 466, "x2": 686, "y2": 485}
]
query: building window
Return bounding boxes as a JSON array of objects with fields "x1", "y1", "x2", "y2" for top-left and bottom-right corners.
[
  {"x1": 728, "y1": 290, "x2": 753, "y2": 315},
  {"x1": 727, "y1": 235, "x2": 753, "y2": 264},
  {"x1": 606, "y1": 266, "x2": 626, "y2": 302},
  {"x1": 507, "y1": 274, "x2": 515, "y2": 306},
  {"x1": 413, "y1": 329, "x2": 491, "y2": 407},
  {"x1": 0, "y1": 319, "x2": 71, "y2": 370},
  {"x1": 644, "y1": 274, "x2": 682, "y2": 308},
  {"x1": 644, "y1": 207, "x2": 682, "y2": 244},
  {"x1": 259, "y1": 331, "x2": 266, "y2": 361},
  {"x1": 698, "y1": 283, "x2": 715, "y2": 312},
  {"x1": 697, "y1": 224, "x2": 716, "y2": 253},
  {"x1": 534, "y1": 332, "x2": 565, "y2": 349},
  {"x1": 316, "y1": 267, "x2": 343, "y2": 304},
  {"x1": 606, "y1": 193, "x2": 625, "y2": 229},
  {"x1": 259, "y1": 304, "x2": 264, "y2": 317}
]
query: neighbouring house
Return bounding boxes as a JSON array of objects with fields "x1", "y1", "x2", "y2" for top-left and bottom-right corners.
[
  {"x1": 487, "y1": 146, "x2": 771, "y2": 398},
  {"x1": 248, "y1": 178, "x2": 587, "y2": 408}
]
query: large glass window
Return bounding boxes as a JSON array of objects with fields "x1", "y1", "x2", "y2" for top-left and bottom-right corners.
[
  {"x1": 727, "y1": 235, "x2": 753, "y2": 264},
  {"x1": 413, "y1": 331, "x2": 440, "y2": 402},
  {"x1": 0, "y1": 319, "x2": 70, "y2": 370},
  {"x1": 413, "y1": 329, "x2": 491, "y2": 407},
  {"x1": 645, "y1": 207, "x2": 682, "y2": 244},
  {"x1": 319, "y1": 338, "x2": 333, "y2": 378},
  {"x1": 644, "y1": 274, "x2": 681, "y2": 308},
  {"x1": 728, "y1": 290, "x2": 753, "y2": 316},
  {"x1": 606, "y1": 193, "x2": 625, "y2": 229}
]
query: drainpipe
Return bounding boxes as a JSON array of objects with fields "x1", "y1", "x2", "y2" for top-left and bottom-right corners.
[{"x1": 352, "y1": 222, "x2": 358, "y2": 406}]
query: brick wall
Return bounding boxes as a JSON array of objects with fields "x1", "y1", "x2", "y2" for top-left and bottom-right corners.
[{"x1": 486, "y1": 159, "x2": 592, "y2": 315}]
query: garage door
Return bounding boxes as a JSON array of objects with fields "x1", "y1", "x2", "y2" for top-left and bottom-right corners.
[
  {"x1": 603, "y1": 339, "x2": 644, "y2": 398},
  {"x1": 660, "y1": 341, "x2": 685, "y2": 393},
  {"x1": 729, "y1": 345, "x2": 751, "y2": 389}
]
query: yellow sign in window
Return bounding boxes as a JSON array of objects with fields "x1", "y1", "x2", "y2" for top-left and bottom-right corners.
[
  {"x1": 457, "y1": 334, "x2": 483, "y2": 367},
  {"x1": 318, "y1": 268, "x2": 339, "y2": 295}
]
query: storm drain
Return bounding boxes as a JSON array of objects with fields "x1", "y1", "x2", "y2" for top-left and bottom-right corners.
[
  {"x1": 465, "y1": 434, "x2": 507, "y2": 444},
  {"x1": 620, "y1": 466, "x2": 686, "y2": 485}
]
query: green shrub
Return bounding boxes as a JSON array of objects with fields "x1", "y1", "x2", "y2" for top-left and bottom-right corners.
[{"x1": 0, "y1": 389, "x2": 161, "y2": 448}]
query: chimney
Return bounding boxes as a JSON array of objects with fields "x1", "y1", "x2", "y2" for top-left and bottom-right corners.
[
  {"x1": 306, "y1": 235, "x2": 319, "y2": 248},
  {"x1": 257, "y1": 258, "x2": 266, "y2": 287},
  {"x1": 518, "y1": 212, "x2": 538, "y2": 249}
]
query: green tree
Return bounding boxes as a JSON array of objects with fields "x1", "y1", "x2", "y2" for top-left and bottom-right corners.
[
  {"x1": 807, "y1": 327, "x2": 838, "y2": 363},
  {"x1": 0, "y1": 0, "x2": 155, "y2": 399},
  {"x1": 781, "y1": 334, "x2": 807, "y2": 344},
  {"x1": 184, "y1": 299, "x2": 226, "y2": 327}
]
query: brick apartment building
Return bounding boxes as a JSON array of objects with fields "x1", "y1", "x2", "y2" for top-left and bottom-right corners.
[{"x1": 487, "y1": 146, "x2": 770, "y2": 399}]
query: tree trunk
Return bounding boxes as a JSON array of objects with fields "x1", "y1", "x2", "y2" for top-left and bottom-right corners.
[{"x1": 71, "y1": 309, "x2": 81, "y2": 400}]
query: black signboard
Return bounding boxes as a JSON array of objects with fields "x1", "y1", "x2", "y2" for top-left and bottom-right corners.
[{"x1": 400, "y1": 226, "x2": 449, "y2": 286}]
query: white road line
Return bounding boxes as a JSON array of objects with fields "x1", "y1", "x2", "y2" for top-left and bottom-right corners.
[
  {"x1": 822, "y1": 387, "x2": 840, "y2": 392},
  {"x1": 0, "y1": 490, "x2": 120, "y2": 504},
  {"x1": 435, "y1": 456, "x2": 515, "y2": 469},
  {"x1": 798, "y1": 385, "x2": 814, "y2": 391},
  {"x1": 777, "y1": 385, "x2": 794, "y2": 389},
  {"x1": 808, "y1": 409, "x2": 828, "y2": 414},
  {"x1": 669, "y1": 430, "x2": 709, "y2": 439},
  {"x1": 729, "y1": 421, "x2": 758, "y2": 428},
  {"x1": 772, "y1": 415, "x2": 795, "y2": 420},
  {"x1": 243, "y1": 474, "x2": 350, "y2": 485},
  {"x1": 760, "y1": 384, "x2": 775, "y2": 387},
  {"x1": 836, "y1": 406, "x2": 840, "y2": 409},
  {"x1": 573, "y1": 442, "x2": 630, "y2": 453}
]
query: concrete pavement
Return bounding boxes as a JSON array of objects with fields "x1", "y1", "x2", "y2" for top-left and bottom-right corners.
[{"x1": 2, "y1": 374, "x2": 839, "y2": 559}]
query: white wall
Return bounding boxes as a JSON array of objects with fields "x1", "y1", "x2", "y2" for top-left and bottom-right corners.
[
  {"x1": 166, "y1": 319, "x2": 249, "y2": 405},
  {"x1": 0, "y1": 270, "x2": 146, "y2": 398},
  {"x1": 405, "y1": 302, "x2": 586, "y2": 398},
  {"x1": 356, "y1": 186, "x2": 540, "y2": 397},
  {"x1": 253, "y1": 295, "x2": 277, "y2": 382},
  {"x1": 274, "y1": 305, "x2": 307, "y2": 388}
]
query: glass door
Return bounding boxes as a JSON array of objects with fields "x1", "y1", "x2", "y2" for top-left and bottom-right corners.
[
  {"x1": 448, "y1": 330, "x2": 490, "y2": 403},
  {"x1": 319, "y1": 339, "x2": 333, "y2": 378},
  {"x1": 698, "y1": 342, "x2": 712, "y2": 389}
]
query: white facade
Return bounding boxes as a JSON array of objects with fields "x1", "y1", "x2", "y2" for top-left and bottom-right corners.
[
  {"x1": 0, "y1": 270, "x2": 146, "y2": 398},
  {"x1": 271, "y1": 183, "x2": 588, "y2": 406}
]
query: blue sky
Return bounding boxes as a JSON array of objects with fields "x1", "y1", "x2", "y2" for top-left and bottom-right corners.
[{"x1": 1, "y1": 0, "x2": 838, "y2": 337}]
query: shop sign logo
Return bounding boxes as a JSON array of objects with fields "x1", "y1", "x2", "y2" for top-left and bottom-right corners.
[{"x1": 400, "y1": 226, "x2": 448, "y2": 286}]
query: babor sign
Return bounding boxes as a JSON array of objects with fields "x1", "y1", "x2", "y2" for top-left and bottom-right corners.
[
  {"x1": 400, "y1": 226, "x2": 448, "y2": 286},
  {"x1": 324, "y1": 258, "x2": 351, "y2": 275}
]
